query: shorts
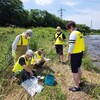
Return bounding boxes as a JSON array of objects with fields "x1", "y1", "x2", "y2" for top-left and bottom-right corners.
[
  {"x1": 71, "y1": 52, "x2": 83, "y2": 73},
  {"x1": 55, "y1": 45, "x2": 63, "y2": 55}
]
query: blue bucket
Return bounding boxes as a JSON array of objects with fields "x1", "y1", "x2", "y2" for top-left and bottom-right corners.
[{"x1": 45, "y1": 74, "x2": 55, "y2": 86}]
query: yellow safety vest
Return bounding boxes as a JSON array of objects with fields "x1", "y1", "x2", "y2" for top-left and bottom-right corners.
[
  {"x1": 72, "y1": 31, "x2": 85, "y2": 54},
  {"x1": 12, "y1": 55, "x2": 28, "y2": 73},
  {"x1": 31, "y1": 51, "x2": 42, "y2": 64},
  {"x1": 17, "y1": 34, "x2": 29, "y2": 46},
  {"x1": 55, "y1": 33, "x2": 63, "y2": 45}
]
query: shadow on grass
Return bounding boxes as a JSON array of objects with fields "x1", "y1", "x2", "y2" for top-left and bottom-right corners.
[{"x1": 81, "y1": 81, "x2": 100, "y2": 99}]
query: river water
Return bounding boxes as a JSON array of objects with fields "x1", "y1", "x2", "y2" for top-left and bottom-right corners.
[{"x1": 85, "y1": 35, "x2": 100, "y2": 68}]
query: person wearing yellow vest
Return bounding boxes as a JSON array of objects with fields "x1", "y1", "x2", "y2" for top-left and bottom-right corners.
[
  {"x1": 12, "y1": 29, "x2": 33, "y2": 63},
  {"x1": 66, "y1": 21, "x2": 85, "y2": 92},
  {"x1": 12, "y1": 49, "x2": 35, "y2": 83},
  {"x1": 54, "y1": 26, "x2": 66, "y2": 63},
  {"x1": 31, "y1": 48, "x2": 47, "y2": 68}
]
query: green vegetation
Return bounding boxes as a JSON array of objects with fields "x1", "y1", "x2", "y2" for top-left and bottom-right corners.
[
  {"x1": 35, "y1": 86, "x2": 66, "y2": 100},
  {"x1": 1, "y1": 0, "x2": 97, "y2": 35},
  {"x1": 0, "y1": 27, "x2": 67, "y2": 100},
  {"x1": 0, "y1": 27, "x2": 100, "y2": 100},
  {"x1": 82, "y1": 47, "x2": 100, "y2": 99},
  {"x1": 0, "y1": 0, "x2": 66, "y2": 28},
  {"x1": 90, "y1": 29, "x2": 100, "y2": 35},
  {"x1": 82, "y1": 47, "x2": 100, "y2": 74}
]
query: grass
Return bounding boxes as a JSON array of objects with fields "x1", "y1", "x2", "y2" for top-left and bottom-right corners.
[
  {"x1": 82, "y1": 46, "x2": 100, "y2": 74},
  {"x1": 0, "y1": 27, "x2": 67, "y2": 100},
  {"x1": 0, "y1": 27, "x2": 100, "y2": 100},
  {"x1": 35, "y1": 86, "x2": 66, "y2": 100}
]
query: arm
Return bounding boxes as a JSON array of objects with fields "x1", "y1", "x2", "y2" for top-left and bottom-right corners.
[
  {"x1": 62, "y1": 33, "x2": 66, "y2": 40},
  {"x1": 23, "y1": 65, "x2": 33, "y2": 76},
  {"x1": 66, "y1": 32, "x2": 76, "y2": 62},
  {"x1": 34, "y1": 54, "x2": 40, "y2": 63},
  {"x1": 12, "y1": 35, "x2": 20, "y2": 50},
  {"x1": 19, "y1": 57, "x2": 33, "y2": 76}
]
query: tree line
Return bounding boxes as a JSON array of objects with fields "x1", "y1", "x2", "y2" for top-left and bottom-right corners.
[
  {"x1": 0, "y1": 0, "x2": 66, "y2": 28},
  {"x1": 0, "y1": 0, "x2": 96, "y2": 34}
]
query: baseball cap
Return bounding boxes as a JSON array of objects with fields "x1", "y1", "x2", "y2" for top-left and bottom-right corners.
[{"x1": 26, "y1": 29, "x2": 33, "y2": 37}]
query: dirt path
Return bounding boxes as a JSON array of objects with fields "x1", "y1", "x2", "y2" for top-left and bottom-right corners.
[{"x1": 51, "y1": 62, "x2": 100, "y2": 100}]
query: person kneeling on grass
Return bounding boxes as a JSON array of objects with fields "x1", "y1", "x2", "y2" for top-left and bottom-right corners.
[
  {"x1": 12, "y1": 49, "x2": 35, "y2": 84},
  {"x1": 31, "y1": 48, "x2": 50, "y2": 69}
]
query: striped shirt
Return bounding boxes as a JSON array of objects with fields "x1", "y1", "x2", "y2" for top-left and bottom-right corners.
[{"x1": 68, "y1": 31, "x2": 76, "y2": 53}]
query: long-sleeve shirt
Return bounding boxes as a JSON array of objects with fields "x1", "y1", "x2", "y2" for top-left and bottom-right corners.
[
  {"x1": 12, "y1": 35, "x2": 20, "y2": 50},
  {"x1": 12, "y1": 33, "x2": 29, "y2": 51},
  {"x1": 68, "y1": 31, "x2": 76, "y2": 53}
]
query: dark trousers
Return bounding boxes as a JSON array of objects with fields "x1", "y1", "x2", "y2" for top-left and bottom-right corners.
[{"x1": 14, "y1": 70, "x2": 36, "y2": 83}]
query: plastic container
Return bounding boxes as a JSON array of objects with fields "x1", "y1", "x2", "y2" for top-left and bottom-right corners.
[{"x1": 45, "y1": 74, "x2": 55, "y2": 86}]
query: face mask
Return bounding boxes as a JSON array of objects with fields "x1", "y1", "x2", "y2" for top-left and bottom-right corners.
[
  {"x1": 28, "y1": 57, "x2": 31, "y2": 60},
  {"x1": 27, "y1": 36, "x2": 30, "y2": 39},
  {"x1": 57, "y1": 31, "x2": 60, "y2": 34}
]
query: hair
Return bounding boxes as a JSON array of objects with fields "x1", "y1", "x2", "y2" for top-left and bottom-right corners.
[
  {"x1": 26, "y1": 49, "x2": 33, "y2": 56},
  {"x1": 38, "y1": 48, "x2": 44, "y2": 52},
  {"x1": 66, "y1": 21, "x2": 76, "y2": 30}
]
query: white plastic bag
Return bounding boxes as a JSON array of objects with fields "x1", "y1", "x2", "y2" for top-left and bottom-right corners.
[
  {"x1": 21, "y1": 77, "x2": 44, "y2": 96},
  {"x1": 21, "y1": 79, "x2": 36, "y2": 96}
]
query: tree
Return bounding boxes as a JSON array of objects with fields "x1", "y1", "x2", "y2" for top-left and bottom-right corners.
[
  {"x1": 77, "y1": 24, "x2": 91, "y2": 35},
  {"x1": 29, "y1": 9, "x2": 66, "y2": 28},
  {"x1": 0, "y1": 0, "x2": 28, "y2": 26}
]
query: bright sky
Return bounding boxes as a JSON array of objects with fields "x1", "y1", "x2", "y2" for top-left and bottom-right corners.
[{"x1": 21, "y1": 0, "x2": 100, "y2": 29}]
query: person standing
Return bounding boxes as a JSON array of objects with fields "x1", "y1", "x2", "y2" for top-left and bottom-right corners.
[
  {"x1": 12, "y1": 29, "x2": 33, "y2": 63},
  {"x1": 66, "y1": 21, "x2": 85, "y2": 92},
  {"x1": 54, "y1": 26, "x2": 66, "y2": 63}
]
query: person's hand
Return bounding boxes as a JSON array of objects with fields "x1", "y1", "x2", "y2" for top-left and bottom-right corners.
[
  {"x1": 30, "y1": 72, "x2": 34, "y2": 76},
  {"x1": 66, "y1": 53, "x2": 71, "y2": 62},
  {"x1": 53, "y1": 45, "x2": 56, "y2": 49},
  {"x1": 66, "y1": 57, "x2": 69, "y2": 62},
  {"x1": 12, "y1": 50, "x2": 16, "y2": 58}
]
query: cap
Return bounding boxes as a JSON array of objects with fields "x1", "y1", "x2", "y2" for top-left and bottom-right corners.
[
  {"x1": 26, "y1": 29, "x2": 33, "y2": 37},
  {"x1": 26, "y1": 49, "x2": 33, "y2": 56},
  {"x1": 56, "y1": 26, "x2": 61, "y2": 31}
]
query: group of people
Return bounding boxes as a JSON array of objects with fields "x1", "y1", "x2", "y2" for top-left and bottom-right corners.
[
  {"x1": 12, "y1": 21, "x2": 85, "y2": 92},
  {"x1": 12, "y1": 29, "x2": 47, "y2": 83}
]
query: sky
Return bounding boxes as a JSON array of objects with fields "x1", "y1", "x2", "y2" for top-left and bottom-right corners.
[{"x1": 21, "y1": 0, "x2": 100, "y2": 29}]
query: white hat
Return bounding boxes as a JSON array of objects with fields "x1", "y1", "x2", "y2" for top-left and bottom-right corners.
[
  {"x1": 56, "y1": 26, "x2": 61, "y2": 31},
  {"x1": 26, "y1": 29, "x2": 33, "y2": 37},
  {"x1": 26, "y1": 49, "x2": 33, "y2": 56}
]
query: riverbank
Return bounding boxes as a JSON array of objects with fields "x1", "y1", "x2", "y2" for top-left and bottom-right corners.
[{"x1": 85, "y1": 35, "x2": 100, "y2": 68}]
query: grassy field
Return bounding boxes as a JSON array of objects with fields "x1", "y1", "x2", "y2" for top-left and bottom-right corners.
[{"x1": 0, "y1": 27, "x2": 100, "y2": 100}]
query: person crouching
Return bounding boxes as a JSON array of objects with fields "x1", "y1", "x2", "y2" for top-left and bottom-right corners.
[{"x1": 12, "y1": 49, "x2": 35, "y2": 84}]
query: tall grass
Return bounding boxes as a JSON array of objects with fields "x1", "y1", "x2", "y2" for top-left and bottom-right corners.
[
  {"x1": 82, "y1": 46, "x2": 100, "y2": 73},
  {"x1": 82, "y1": 45, "x2": 100, "y2": 99},
  {"x1": 0, "y1": 27, "x2": 67, "y2": 100}
]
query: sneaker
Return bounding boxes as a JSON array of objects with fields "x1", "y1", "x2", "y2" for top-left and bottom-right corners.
[{"x1": 69, "y1": 87, "x2": 81, "y2": 92}]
